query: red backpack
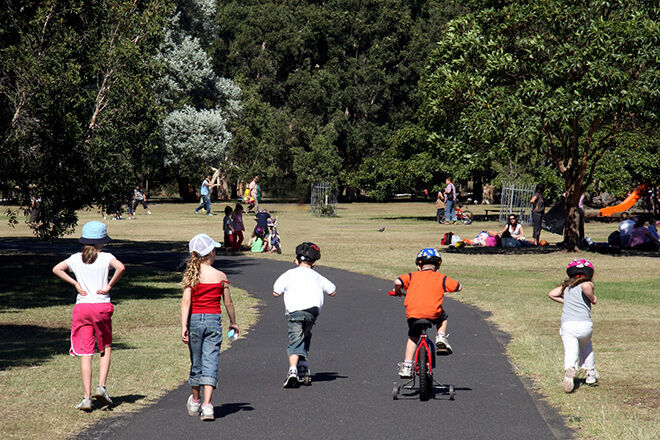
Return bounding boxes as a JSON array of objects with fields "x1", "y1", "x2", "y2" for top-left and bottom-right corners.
[{"x1": 441, "y1": 232, "x2": 453, "y2": 246}]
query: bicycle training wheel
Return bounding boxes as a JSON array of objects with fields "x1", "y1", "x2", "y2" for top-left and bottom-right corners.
[
  {"x1": 461, "y1": 210, "x2": 474, "y2": 225},
  {"x1": 418, "y1": 345, "x2": 433, "y2": 401}
]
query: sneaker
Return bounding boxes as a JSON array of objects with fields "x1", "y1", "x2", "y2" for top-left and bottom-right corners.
[
  {"x1": 206, "y1": 213, "x2": 213, "y2": 216},
  {"x1": 297, "y1": 362, "x2": 311, "y2": 384},
  {"x1": 194, "y1": 209, "x2": 199, "y2": 215},
  {"x1": 200, "y1": 403, "x2": 214, "y2": 421},
  {"x1": 435, "y1": 334, "x2": 453, "y2": 355},
  {"x1": 186, "y1": 395, "x2": 201, "y2": 416},
  {"x1": 398, "y1": 362, "x2": 413, "y2": 378},
  {"x1": 76, "y1": 397, "x2": 93, "y2": 412},
  {"x1": 93, "y1": 386, "x2": 113, "y2": 406},
  {"x1": 283, "y1": 369, "x2": 299, "y2": 388},
  {"x1": 563, "y1": 367, "x2": 577, "y2": 393},
  {"x1": 585, "y1": 369, "x2": 599, "y2": 385}
]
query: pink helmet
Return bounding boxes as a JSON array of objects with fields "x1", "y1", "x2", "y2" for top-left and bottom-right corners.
[{"x1": 566, "y1": 259, "x2": 594, "y2": 278}]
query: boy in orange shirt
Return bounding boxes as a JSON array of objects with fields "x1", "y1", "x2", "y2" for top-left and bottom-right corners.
[{"x1": 392, "y1": 248, "x2": 462, "y2": 378}]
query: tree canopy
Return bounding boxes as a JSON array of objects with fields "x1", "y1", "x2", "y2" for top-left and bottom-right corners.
[
  {"x1": 1, "y1": 0, "x2": 172, "y2": 238},
  {"x1": 396, "y1": 0, "x2": 659, "y2": 247}
]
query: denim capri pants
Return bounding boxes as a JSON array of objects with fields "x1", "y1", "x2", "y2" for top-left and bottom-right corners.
[
  {"x1": 188, "y1": 313, "x2": 222, "y2": 388},
  {"x1": 286, "y1": 310, "x2": 317, "y2": 359}
]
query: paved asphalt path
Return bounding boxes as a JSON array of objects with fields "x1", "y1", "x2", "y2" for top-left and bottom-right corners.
[{"x1": 52, "y1": 244, "x2": 570, "y2": 440}]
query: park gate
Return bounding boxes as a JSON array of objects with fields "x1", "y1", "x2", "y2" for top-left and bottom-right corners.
[
  {"x1": 310, "y1": 182, "x2": 337, "y2": 217},
  {"x1": 499, "y1": 182, "x2": 534, "y2": 225}
]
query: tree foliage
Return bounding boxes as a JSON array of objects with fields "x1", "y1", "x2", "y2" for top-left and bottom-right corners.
[
  {"x1": 410, "y1": 0, "x2": 659, "y2": 248},
  {"x1": 212, "y1": 0, "x2": 464, "y2": 196},
  {"x1": 155, "y1": 1, "x2": 240, "y2": 193},
  {"x1": 0, "y1": 0, "x2": 172, "y2": 238}
]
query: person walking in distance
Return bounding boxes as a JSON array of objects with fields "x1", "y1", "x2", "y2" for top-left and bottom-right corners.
[
  {"x1": 194, "y1": 175, "x2": 213, "y2": 216},
  {"x1": 249, "y1": 176, "x2": 259, "y2": 212},
  {"x1": 444, "y1": 177, "x2": 457, "y2": 224}
]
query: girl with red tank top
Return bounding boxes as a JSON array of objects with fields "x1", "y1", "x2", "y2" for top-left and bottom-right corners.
[{"x1": 181, "y1": 234, "x2": 240, "y2": 421}]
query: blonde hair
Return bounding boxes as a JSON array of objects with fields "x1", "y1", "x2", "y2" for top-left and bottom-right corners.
[
  {"x1": 82, "y1": 245, "x2": 99, "y2": 264},
  {"x1": 182, "y1": 252, "x2": 214, "y2": 289}
]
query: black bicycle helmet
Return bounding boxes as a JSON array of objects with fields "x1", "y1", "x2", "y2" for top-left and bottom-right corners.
[
  {"x1": 415, "y1": 248, "x2": 442, "y2": 266},
  {"x1": 296, "y1": 242, "x2": 321, "y2": 262}
]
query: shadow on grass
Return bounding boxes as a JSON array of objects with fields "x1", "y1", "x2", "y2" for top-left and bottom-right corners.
[
  {"x1": 0, "y1": 238, "x2": 257, "y2": 312},
  {"x1": 101, "y1": 394, "x2": 146, "y2": 410},
  {"x1": 374, "y1": 216, "x2": 437, "y2": 222},
  {"x1": 0, "y1": 324, "x2": 135, "y2": 370}
]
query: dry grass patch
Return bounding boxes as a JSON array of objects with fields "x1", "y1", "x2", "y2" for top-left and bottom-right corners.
[{"x1": 1, "y1": 201, "x2": 658, "y2": 439}]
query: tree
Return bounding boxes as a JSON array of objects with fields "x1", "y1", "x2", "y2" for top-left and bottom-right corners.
[
  {"x1": 212, "y1": 0, "x2": 465, "y2": 197},
  {"x1": 0, "y1": 0, "x2": 172, "y2": 238},
  {"x1": 154, "y1": 2, "x2": 241, "y2": 198},
  {"x1": 416, "y1": 0, "x2": 659, "y2": 248}
]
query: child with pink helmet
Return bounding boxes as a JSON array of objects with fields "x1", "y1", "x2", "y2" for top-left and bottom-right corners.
[{"x1": 548, "y1": 259, "x2": 599, "y2": 392}]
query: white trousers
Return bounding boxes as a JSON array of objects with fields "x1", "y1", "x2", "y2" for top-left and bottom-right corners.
[{"x1": 560, "y1": 321, "x2": 594, "y2": 371}]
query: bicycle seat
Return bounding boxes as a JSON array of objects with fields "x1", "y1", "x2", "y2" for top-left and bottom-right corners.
[{"x1": 412, "y1": 319, "x2": 434, "y2": 330}]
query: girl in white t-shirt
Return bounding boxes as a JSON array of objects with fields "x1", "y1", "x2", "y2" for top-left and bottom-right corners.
[{"x1": 53, "y1": 221, "x2": 125, "y2": 411}]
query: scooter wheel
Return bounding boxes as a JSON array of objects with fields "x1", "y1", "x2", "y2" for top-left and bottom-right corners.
[
  {"x1": 393, "y1": 384, "x2": 400, "y2": 400},
  {"x1": 449, "y1": 384, "x2": 455, "y2": 400},
  {"x1": 302, "y1": 376, "x2": 312, "y2": 386}
]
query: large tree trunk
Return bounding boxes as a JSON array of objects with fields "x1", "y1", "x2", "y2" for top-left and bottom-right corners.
[{"x1": 562, "y1": 176, "x2": 585, "y2": 251}]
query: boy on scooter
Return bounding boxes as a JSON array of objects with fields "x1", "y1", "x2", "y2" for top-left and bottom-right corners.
[
  {"x1": 273, "y1": 242, "x2": 336, "y2": 388},
  {"x1": 392, "y1": 248, "x2": 462, "y2": 378}
]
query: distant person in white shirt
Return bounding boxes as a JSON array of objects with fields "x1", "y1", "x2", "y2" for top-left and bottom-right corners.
[
  {"x1": 273, "y1": 242, "x2": 336, "y2": 388},
  {"x1": 52, "y1": 221, "x2": 125, "y2": 411}
]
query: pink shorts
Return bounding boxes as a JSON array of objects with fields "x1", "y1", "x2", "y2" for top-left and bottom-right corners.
[{"x1": 70, "y1": 303, "x2": 114, "y2": 356}]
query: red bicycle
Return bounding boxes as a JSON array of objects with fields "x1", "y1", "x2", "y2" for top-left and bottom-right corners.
[
  {"x1": 456, "y1": 205, "x2": 474, "y2": 225},
  {"x1": 387, "y1": 293, "x2": 456, "y2": 401}
]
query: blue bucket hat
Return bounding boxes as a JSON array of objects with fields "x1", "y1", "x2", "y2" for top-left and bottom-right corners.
[{"x1": 79, "y1": 221, "x2": 111, "y2": 245}]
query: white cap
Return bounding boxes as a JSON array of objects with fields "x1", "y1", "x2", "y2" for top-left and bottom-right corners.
[{"x1": 188, "y1": 233, "x2": 221, "y2": 256}]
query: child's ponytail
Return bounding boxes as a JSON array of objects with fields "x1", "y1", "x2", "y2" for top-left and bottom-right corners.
[
  {"x1": 560, "y1": 273, "x2": 593, "y2": 291},
  {"x1": 182, "y1": 252, "x2": 203, "y2": 289},
  {"x1": 82, "y1": 245, "x2": 99, "y2": 264}
]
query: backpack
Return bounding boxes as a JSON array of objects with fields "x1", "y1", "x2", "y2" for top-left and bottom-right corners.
[{"x1": 441, "y1": 232, "x2": 453, "y2": 246}]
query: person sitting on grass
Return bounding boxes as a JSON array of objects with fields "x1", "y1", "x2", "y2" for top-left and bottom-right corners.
[
  {"x1": 52, "y1": 221, "x2": 125, "y2": 412},
  {"x1": 391, "y1": 248, "x2": 462, "y2": 378},
  {"x1": 273, "y1": 242, "x2": 336, "y2": 388},
  {"x1": 247, "y1": 226, "x2": 268, "y2": 253},
  {"x1": 488, "y1": 214, "x2": 525, "y2": 242}
]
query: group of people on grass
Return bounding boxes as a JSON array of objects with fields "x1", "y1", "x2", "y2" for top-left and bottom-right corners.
[
  {"x1": 611, "y1": 215, "x2": 660, "y2": 251},
  {"x1": 53, "y1": 220, "x2": 599, "y2": 417},
  {"x1": 221, "y1": 203, "x2": 277, "y2": 253}
]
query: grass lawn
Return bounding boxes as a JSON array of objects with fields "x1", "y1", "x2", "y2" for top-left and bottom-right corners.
[{"x1": 1, "y1": 201, "x2": 658, "y2": 439}]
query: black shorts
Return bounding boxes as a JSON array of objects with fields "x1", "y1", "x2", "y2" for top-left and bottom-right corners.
[{"x1": 407, "y1": 311, "x2": 448, "y2": 338}]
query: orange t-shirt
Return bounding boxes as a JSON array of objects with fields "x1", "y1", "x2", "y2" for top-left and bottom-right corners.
[{"x1": 397, "y1": 270, "x2": 460, "y2": 319}]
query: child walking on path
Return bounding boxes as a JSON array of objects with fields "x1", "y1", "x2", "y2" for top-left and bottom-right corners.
[
  {"x1": 181, "y1": 233, "x2": 240, "y2": 421},
  {"x1": 273, "y1": 242, "x2": 336, "y2": 388},
  {"x1": 391, "y1": 248, "x2": 461, "y2": 378},
  {"x1": 52, "y1": 221, "x2": 125, "y2": 411},
  {"x1": 231, "y1": 203, "x2": 245, "y2": 251},
  {"x1": 548, "y1": 259, "x2": 599, "y2": 393},
  {"x1": 222, "y1": 206, "x2": 235, "y2": 251}
]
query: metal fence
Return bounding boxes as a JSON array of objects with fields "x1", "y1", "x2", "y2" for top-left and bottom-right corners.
[
  {"x1": 310, "y1": 182, "x2": 337, "y2": 217},
  {"x1": 499, "y1": 182, "x2": 534, "y2": 225}
]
